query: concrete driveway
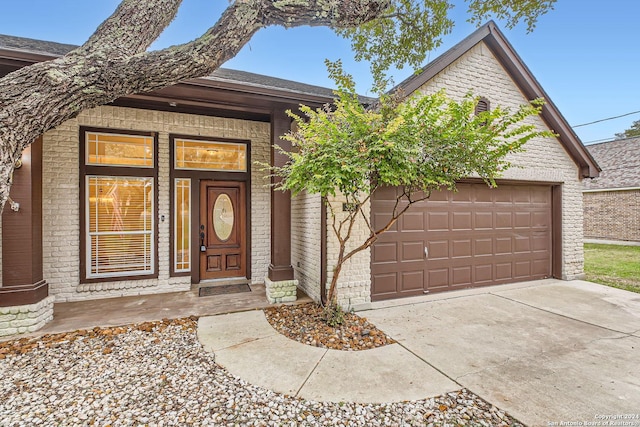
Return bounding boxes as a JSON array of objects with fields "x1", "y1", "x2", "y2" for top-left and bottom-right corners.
[{"x1": 364, "y1": 279, "x2": 640, "y2": 426}]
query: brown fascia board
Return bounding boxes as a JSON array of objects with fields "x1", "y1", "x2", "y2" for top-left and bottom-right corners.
[{"x1": 395, "y1": 21, "x2": 600, "y2": 179}]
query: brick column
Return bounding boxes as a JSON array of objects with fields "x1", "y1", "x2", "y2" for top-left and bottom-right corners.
[{"x1": 0, "y1": 138, "x2": 52, "y2": 336}]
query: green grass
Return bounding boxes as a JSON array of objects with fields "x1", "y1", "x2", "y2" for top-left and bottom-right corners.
[{"x1": 584, "y1": 243, "x2": 640, "y2": 293}]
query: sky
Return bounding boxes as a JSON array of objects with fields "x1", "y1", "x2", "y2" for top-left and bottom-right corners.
[{"x1": 1, "y1": 1, "x2": 638, "y2": 145}]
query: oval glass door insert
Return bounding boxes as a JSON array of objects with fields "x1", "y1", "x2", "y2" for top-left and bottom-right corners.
[{"x1": 213, "y1": 193, "x2": 234, "y2": 241}]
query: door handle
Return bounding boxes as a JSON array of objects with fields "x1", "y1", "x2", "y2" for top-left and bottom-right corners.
[
  {"x1": 200, "y1": 225, "x2": 206, "y2": 252},
  {"x1": 424, "y1": 246, "x2": 429, "y2": 259}
]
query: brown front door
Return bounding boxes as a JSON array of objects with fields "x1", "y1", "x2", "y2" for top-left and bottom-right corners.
[{"x1": 199, "y1": 180, "x2": 246, "y2": 280}]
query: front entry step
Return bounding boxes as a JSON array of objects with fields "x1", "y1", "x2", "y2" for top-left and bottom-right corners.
[{"x1": 195, "y1": 278, "x2": 252, "y2": 297}]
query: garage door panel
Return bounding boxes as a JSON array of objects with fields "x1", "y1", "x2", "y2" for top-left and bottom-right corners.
[
  {"x1": 401, "y1": 241, "x2": 424, "y2": 261},
  {"x1": 531, "y1": 186, "x2": 551, "y2": 203},
  {"x1": 495, "y1": 237, "x2": 513, "y2": 254},
  {"x1": 402, "y1": 271, "x2": 424, "y2": 291},
  {"x1": 402, "y1": 211, "x2": 424, "y2": 231},
  {"x1": 496, "y1": 262, "x2": 513, "y2": 280},
  {"x1": 452, "y1": 211, "x2": 472, "y2": 230},
  {"x1": 514, "y1": 236, "x2": 531, "y2": 253},
  {"x1": 532, "y1": 259, "x2": 550, "y2": 276},
  {"x1": 451, "y1": 239, "x2": 472, "y2": 258},
  {"x1": 532, "y1": 211, "x2": 550, "y2": 228},
  {"x1": 474, "y1": 264, "x2": 493, "y2": 283},
  {"x1": 372, "y1": 273, "x2": 397, "y2": 295},
  {"x1": 373, "y1": 211, "x2": 396, "y2": 231},
  {"x1": 514, "y1": 211, "x2": 532, "y2": 228},
  {"x1": 532, "y1": 234, "x2": 549, "y2": 251},
  {"x1": 372, "y1": 183, "x2": 553, "y2": 301},
  {"x1": 495, "y1": 212, "x2": 512, "y2": 228},
  {"x1": 427, "y1": 240, "x2": 449, "y2": 259},
  {"x1": 372, "y1": 242, "x2": 397, "y2": 263},
  {"x1": 514, "y1": 261, "x2": 532, "y2": 278},
  {"x1": 452, "y1": 185, "x2": 473, "y2": 202},
  {"x1": 451, "y1": 266, "x2": 472, "y2": 286},
  {"x1": 427, "y1": 269, "x2": 449, "y2": 289},
  {"x1": 513, "y1": 188, "x2": 532, "y2": 203},
  {"x1": 474, "y1": 211, "x2": 493, "y2": 229},
  {"x1": 427, "y1": 211, "x2": 449, "y2": 230},
  {"x1": 474, "y1": 238, "x2": 493, "y2": 256}
]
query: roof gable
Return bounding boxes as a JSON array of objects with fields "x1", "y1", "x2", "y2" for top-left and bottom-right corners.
[
  {"x1": 584, "y1": 137, "x2": 640, "y2": 190},
  {"x1": 396, "y1": 21, "x2": 600, "y2": 179}
]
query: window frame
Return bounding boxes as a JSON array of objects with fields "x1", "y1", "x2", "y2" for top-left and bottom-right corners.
[{"x1": 79, "y1": 126, "x2": 159, "y2": 283}]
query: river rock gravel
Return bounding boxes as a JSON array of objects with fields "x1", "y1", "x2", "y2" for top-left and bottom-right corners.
[{"x1": 0, "y1": 317, "x2": 525, "y2": 426}]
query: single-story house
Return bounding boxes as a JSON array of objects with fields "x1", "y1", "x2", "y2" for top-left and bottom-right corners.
[
  {"x1": 0, "y1": 22, "x2": 599, "y2": 336},
  {"x1": 583, "y1": 137, "x2": 640, "y2": 242}
]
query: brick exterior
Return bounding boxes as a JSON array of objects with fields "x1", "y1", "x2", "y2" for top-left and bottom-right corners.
[
  {"x1": 291, "y1": 191, "x2": 323, "y2": 302},
  {"x1": 40, "y1": 106, "x2": 271, "y2": 302},
  {"x1": 0, "y1": 296, "x2": 54, "y2": 337},
  {"x1": 583, "y1": 190, "x2": 640, "y2": 242}
]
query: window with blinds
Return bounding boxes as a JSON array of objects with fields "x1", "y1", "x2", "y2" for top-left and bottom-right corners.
[
  {"x1": 81, "y1": 128, "x2": 157, "y2": 281},
  {"x1": 86, "y1": 176, "x2": 154, "y2": 277}
]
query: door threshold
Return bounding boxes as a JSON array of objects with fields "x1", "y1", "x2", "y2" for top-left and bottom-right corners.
[{"x1": 192, "y1": 277, "x2": 250, "y2": 291}]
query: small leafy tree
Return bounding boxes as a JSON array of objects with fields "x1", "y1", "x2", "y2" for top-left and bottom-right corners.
[
  {"x1": 615, "y1": 119, "x2": 640, "y2": 139},
  {"x1": 272, "y1": 61, "x2": 553, "y2": 320}
]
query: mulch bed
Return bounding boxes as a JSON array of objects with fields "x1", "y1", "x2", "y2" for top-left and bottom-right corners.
[{"x1": 263, "y1": 302, "x2": 396, "y2": 351}]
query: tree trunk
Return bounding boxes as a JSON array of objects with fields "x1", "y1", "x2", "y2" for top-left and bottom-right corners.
[{"x1": 0, "y1": 0, "x2": 391, "y2": 212}]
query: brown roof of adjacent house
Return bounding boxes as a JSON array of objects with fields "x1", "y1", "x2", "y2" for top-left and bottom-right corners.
[{"x1": 583, "y1": 137, "x2": 640, "y2": 190}]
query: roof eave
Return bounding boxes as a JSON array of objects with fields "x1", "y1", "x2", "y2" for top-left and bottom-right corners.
[
  {"x1": 396, "y1": 21, "x2": 601, "y2": 179},
  {"x1": 0, "y1": 47, "x2": 336, "y2": 106}
]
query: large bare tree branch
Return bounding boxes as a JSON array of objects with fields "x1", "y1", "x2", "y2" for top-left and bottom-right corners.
[{"x1": 0, "y1": 0, "x2": 391, "y2": 212}]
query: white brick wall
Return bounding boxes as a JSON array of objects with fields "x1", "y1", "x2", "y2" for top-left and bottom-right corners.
[
  {"x1": 324, "y1": 197, "x2": 372, "y2": 310},
  {"x1": 42, "y1": 106, "x2": 271, "y2": 302},
  {"x1": 0, "y1": 296, "x2": 54, "y2": 337},
  {"x1": 291, "y1": 191, "x2": 322, "y2": 302},
  {"x1": 416, "y1": 42, "x2": 584, "y2": 279}
]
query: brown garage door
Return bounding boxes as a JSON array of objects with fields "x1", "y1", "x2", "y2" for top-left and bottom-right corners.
[{"x1": 371, "y1": 183, "x2": 552, "y2": 301}]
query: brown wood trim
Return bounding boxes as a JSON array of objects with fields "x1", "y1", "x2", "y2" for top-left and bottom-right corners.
[
  {"x1": 79, "y1": 127, "x2": 159, "y2": 284},
  {"x1": 168, "y1": 134, "x2": 251, "y2": 281},
  {"x1": 1, "y1": 137, "x2": 46, "y2": 304},
  {"x1": 268, "y1": 107, "x2": 294, "y2": 282},
  {"x1": 0, "y1": 280, "x2": 49, "y2": 307},
  {"x1": 552, "y1": 185, "x2": 563, "y2": 279}
]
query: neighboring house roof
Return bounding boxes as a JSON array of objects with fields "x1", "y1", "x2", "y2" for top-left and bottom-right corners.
[
  {"x1": 0, "y1": 25, "x2": 598, "y2": 177},
  {"x1": 583, "y1": 137, "x2": 640, "y2": 190},
  {"x1": 394, "y1": 21, "x2": 600, "y2": 179}
]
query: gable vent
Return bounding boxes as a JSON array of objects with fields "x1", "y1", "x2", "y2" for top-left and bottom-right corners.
[{"x1": 475, "y1": 97, "x2": 490, "y2": 115}]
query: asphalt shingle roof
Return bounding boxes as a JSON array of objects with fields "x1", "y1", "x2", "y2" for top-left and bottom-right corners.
[{"x1": 583, "y1": 137, "x2": 640, "y2": 190}]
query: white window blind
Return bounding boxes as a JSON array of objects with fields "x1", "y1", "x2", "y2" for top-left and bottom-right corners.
[{"x1": 86, "y1": 176, "x2": 154, "y2": 278}]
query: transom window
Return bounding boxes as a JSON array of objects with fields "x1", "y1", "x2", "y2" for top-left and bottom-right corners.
[
  {"x1": 81, "y1": 127, "x2": 158, "y2": 282},
  {"x1": 174, "y1": 138, "x2": 247, "y2": 171},
  {"x1": 86, "y1": 132, "x2": 154, "y2": 167}
]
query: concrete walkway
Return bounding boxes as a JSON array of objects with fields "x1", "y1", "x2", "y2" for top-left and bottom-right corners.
[{"x1": 198, "y1": 279, "x2": 640, "y2": 426}]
